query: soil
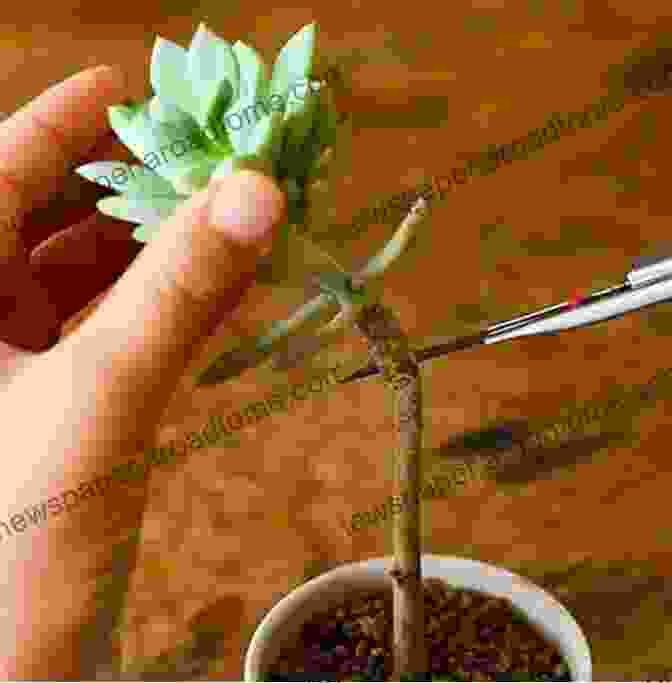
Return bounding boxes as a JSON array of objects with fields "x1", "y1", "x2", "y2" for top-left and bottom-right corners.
[{"x1": 266, "y1": 577, "x2": 572, "y2": 681}]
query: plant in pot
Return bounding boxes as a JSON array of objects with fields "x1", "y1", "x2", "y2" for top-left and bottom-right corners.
[{"x1": 75, "y1": 21, "x2": 592, "y2": 682}]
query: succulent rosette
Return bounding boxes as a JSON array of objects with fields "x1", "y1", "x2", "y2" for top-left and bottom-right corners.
[
  {"x1": 75, "y1": 20, "x2": 428, "y2": 387},
  {"x1": 75, "y1": 22, "x2": 341, "y2": 283}
]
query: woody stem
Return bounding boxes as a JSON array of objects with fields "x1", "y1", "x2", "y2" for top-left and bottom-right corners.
[{"x1": 353, "y1": 302, "x2": 426, "y2": 680}]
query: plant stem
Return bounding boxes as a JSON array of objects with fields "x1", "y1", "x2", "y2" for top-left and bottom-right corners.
[{"x1": 353, "y1": 302, "x2": 427, "y2": 680}]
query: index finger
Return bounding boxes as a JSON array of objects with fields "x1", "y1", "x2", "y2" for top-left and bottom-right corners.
[
  {"x1": 0, "y1": 65, "x2": 128, "y2": 352},
  {"x1": 0, "y1": 64, "x2": 128, "y2": 232}
]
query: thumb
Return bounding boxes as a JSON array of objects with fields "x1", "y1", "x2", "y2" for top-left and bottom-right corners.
[{"x1": 57, "y1": 169, "x2": 285, "y2": 399}]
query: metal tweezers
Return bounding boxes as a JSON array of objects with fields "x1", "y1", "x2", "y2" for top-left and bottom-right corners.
[{"x1": 338, "y1": 249, "x2": 672, "y2": 385}]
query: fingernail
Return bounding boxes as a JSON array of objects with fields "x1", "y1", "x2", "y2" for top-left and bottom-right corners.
[{"x1": 208, "y1": 170, "x2": 285, "y2": 256}]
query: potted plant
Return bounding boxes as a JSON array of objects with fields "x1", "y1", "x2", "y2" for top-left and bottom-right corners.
[
  {"x1": 245, "y1": 556, "x2": 591, "y2": 682},
  {"x1": 75, "y1": 21, "x2": 592, "y2": 681}
]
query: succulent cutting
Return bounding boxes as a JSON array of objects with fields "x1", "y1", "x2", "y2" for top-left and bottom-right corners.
[
  {"x1": 74, "y1": 21, "x2": 429, "y2": 387},
  {"x1": 76, "y1": 22, "x2": 338, "y2": 238}
]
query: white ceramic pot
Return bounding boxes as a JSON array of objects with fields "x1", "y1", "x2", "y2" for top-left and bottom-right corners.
[{"x1": 244, "y1": 554, "x2": 592, "y2": 681}]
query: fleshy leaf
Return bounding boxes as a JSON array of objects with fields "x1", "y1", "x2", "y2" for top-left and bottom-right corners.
[
  {"x1": 108, "y1": 103, "x2": 169, "y2": 165},
  {"x1": 186, "y1": 23, "x2": 239, "y2": 131},
  {"x1": 248, "y1": 114, "x2": 284, "y2": 160},
  {"x1": 258, "y1": 225, "x2": 349, "y2": 292},
  {"x1": 76, "y1": 161, "x2": 178, "y2": 198},
  {"x1": 282, "y1": 33, "x2": 329, "y2": 148},
  {"x1": 86, "y1": 20, "x2": 345, "y2": 287},
  {"x1": 109, "y1": 100, "x2": 145, "y2": 123},
  {"x1": 205, "y1": 81, "x2": 237, "y2": 143},
  {"x1": 97, "y1": 194, "x2": 181, "y2": 225},
  {"x1": 271, "y1": 331, "x2": 330, "y2": 371},
  {"x1": 226, "y1": 42, "x2": 280, "y2": 159},
  {"x1": 282, "y1": 82, "x2": 322, "y2": 157},
  {"x1": 274, "y1": 79, "x2": 327, "y2": 180},
  {"x1": 272, "y1": 308, "x2": 351, "y2": 371},
  {"x1": 270, "y1": 23, "x2": 317, "y2": 98},
  {"x1": 148, "y1": 96, "x2": 204, "y2": 139},
  {"x1": 107, "y1": 104, "x2": 157, "y2": 163},
  {"x1": 196, "y1": 291, "x2": 338, "y2": 385},
  {"x1": 150, "y1": 37, "x2": 199, "y2": 121},
  {"x1": 108, "y1": 101, "x2": 225, "y2": 193},
  {"x1": 171, "y1": 157, "x2": 226, "y2": 195},
  {"x1": 195, "y1": 344, "x2": 274, "y2": 386},
  {"x1": 149, "y1": 94, "x2": 231, "y2": 161},
  {"x1": 232, "y1": 40, "x2": 269, "y2": 103}
]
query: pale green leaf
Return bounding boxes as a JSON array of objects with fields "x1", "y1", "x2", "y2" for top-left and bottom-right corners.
[
  {"x1": 76, "y1": 161, "x2": 178, "y2": 198},
  {"x1": 186, "y1": 23, "x2": 239, "y2": 130},
  {"x1": 150, "y1": 37, "x2": 201, "y2": 121},
  {"x1": 97, "y1": 194, "x2": 180, "y2": 225},
  {"x1": 195, "y1": 292, "x2": 335, "y2": 385},
  {"x1": 227, "y1": 110, "x2": 284, "y2": 161},
  {"x1": 149, "y1": 94, "x2": 230, "y2": 161},
  {"x1": 109, "y1": 100, "x2": 226, "y2": 192},
  {"x1": 226, "y1": 42, "x2": 278, "y2": 158},
  {"x1": 171, "y1": 157, "x2": 225, "y2": 195},
  {"x1": 270, "y1": 23, "x2": 317, "y2": 98},
  {"x1": 232, "y1": 41, "x2": 270, "y2": 104},
  {"x1": 204, "y1": 81, "x2": 237, "y2": 143},
  {"x1": 108, "y1": 100, "x2": 144, "y2": 125},
  {"x1": 260, "y1": 226, "x2": 348, "y2": 293},
  {"x1": 148, "y1": 96, "x2": 201, "y2": 137},
  {"x1": 276, "y1": 80, "x2": 328, "y2": 179},
  {"x1": 195, "y1": 344, "x2": 273, "y2": 386},
  {"x1": 272, "y1": 309, "x2": 351, "y2": 371},
  {"x1": 108, "y1": 104, "x2": 157, "y2": 163},
  {"x1": 247, "y1": 114, "x2": 283, "y2": 160}
]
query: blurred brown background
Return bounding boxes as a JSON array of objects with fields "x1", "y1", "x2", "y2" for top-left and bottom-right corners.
[{"x1": 5, "y1": 1, "x2": 672, "y2": 680}]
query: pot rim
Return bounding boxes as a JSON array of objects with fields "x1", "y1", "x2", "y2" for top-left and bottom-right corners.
[{"x1": 244, "y1": 554, "x2": 592, "y2": 681}]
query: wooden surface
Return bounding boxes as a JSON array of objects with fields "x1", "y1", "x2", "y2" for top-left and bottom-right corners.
[{"x1": 4, "y1": 2, "x2": 672, "y2": 680}]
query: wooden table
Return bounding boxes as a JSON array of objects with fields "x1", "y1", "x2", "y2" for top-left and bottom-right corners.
[{"x1": 3, "y1": 2, "x2": 672, "y2": 679}]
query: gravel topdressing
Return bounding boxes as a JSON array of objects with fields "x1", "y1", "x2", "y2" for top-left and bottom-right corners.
[{"x1": 265, "y1": 578, "x2": 572, "y2": 682}]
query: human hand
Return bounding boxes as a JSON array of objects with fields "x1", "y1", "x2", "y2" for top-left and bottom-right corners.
[
  {"x1": 0, "y1": 63, "x2": 284, "y2": 363},
  {"x1": 0, "y1": 70, "x2": 146, "y2": 369},
  {"x1": 0, "y1": 64, "x2": 284, "y2": 679}
]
